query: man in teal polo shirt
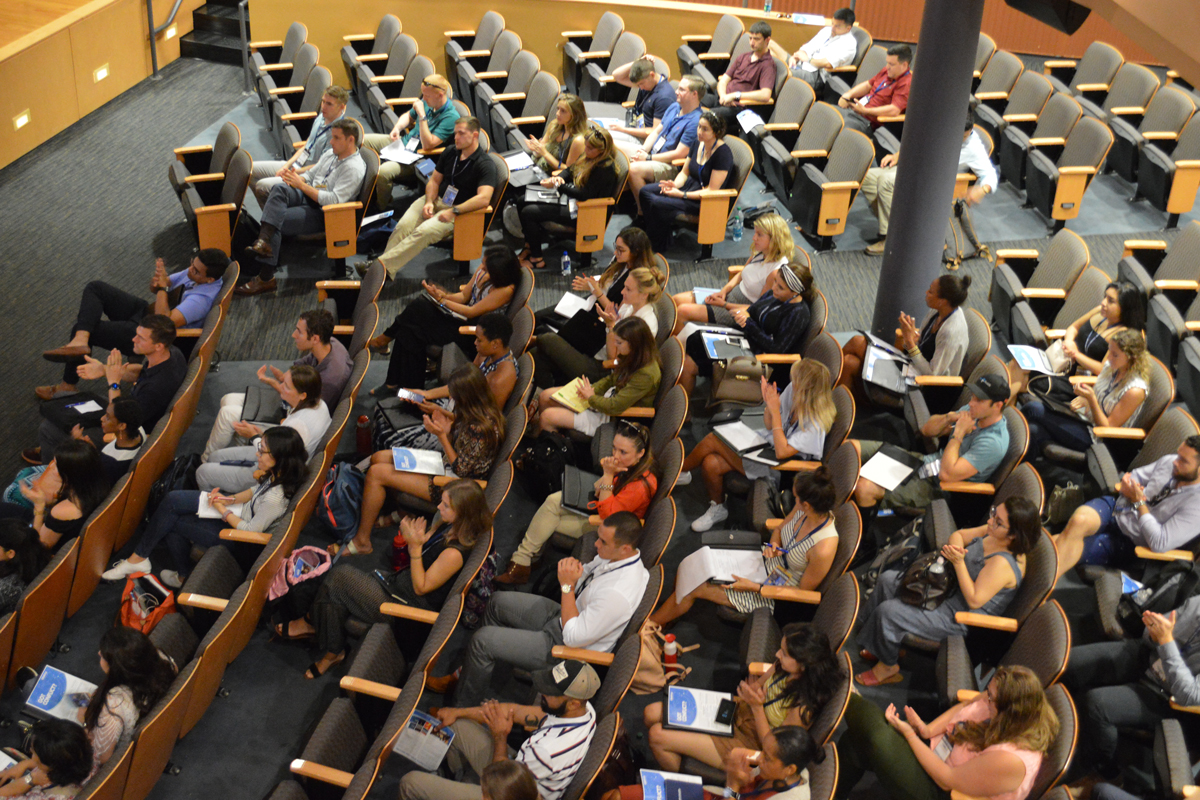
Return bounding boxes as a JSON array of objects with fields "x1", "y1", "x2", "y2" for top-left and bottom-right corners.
[{"x1": 362, "y1": 73, "x2": 461, "y2": 210}]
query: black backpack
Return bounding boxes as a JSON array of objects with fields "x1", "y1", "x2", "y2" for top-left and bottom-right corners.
[
  {"x1": 145, "y1": 453, "x2": 201, "y2": 521},
  {"x1": 861, "y1": 515, "x2": 926, "y2": 594},
  {"x1": 1116, "y1": 559, "x2": 1200, "y2": 637},
  {"x1": 516, "y1": 430, "x2": 575, "y2": 502}
]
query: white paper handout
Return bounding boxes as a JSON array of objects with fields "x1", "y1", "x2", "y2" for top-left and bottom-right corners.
[
  {"x1": 554, "y1": 292, "x2": 599, "y2": 319},
  {"x1": 391, "y1": 448, "x2": 447, "y2": 476},
  {"x1": 736, "y1": 109, "x2": 765, "y2": 133},
  {"x1": 504, "y1": 152, "x2": 535, "y2": 171},
  {"x1": 197, "y1": 495, "x2": 245, "y2": 520},
  {"x1": 713, "y1": 421, "x2": 766, "y2": 454},
  {"x1": 392, "y1": 710, "x2": 455, "y2": 770},
  {"x1": 1008, "y1": 345, "x2": 1058, "y2": 375},
  {"x1": 361, "y1": 209, "x2": 394, "y2": 226},
  {"x1": 379, "y1": 140, "x2": 423, "y2": 164},
  {"x1": 859, "y1": 448, "x2": 922, "y2": 491},
  {"x1": 676, "y1": 321, "x2": 738, "y2": 346},
  {"x1": 675, "y1": 546, "x2": 768, "y2": 602},
  {"x1": 67, "y1": 400, "x2": 104, "y2": 415}
]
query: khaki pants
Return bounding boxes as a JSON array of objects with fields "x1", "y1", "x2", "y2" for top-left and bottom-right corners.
[
  {"x1": 859, "y1": 165, "x2": 897, "y2": 235},
  {"x1": 362, "y1": 133, "x2": 418, "y2": 208},
  {"x1": 397, "y1": 719, "x2": 513, "y2": 800},
  {"x1": 511, "y1": 491, "x2": 597, "y2": 566},
  {"x1": 377, "y1": 196, "x2": 455, "y2": 279}
]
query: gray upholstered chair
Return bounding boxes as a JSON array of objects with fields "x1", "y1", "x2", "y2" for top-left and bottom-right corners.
[
  {"x1": 580, "y1": 31, "x2": 646, "y2": 103},
  {"x1": 272, "y1": 66, "x2": 332, "y2": 158},
  {"x1": 249, "y1": 21, "x2": 307, "y2": 114},
  {"x1": 1000, "y1": 92, "x2": 1082, "y2": 192},
  {"x1": 676, "y1": 14, "x2": 743, "y2": 83},
  {"x1": 826, "y1": 43, "x2": 886, "y2": 102},
  {"x1": 1077, "y1": 61, "x2": 1159, "y2": 121},
  {"x1": 180, "y1": 148, "x2": 252, "y2": 255},
  {"x1": 905, "y1": 355, "x2": 1008, "y2": 454},
  {"x1": 746, "y1": 77, "x2": 815, "y2": 180},
  {"x1": 562, "y1": 11, "x2": 624, "y2": 96},
  {"x1": 1087, "y1": 406, "x2": 1200, "y2": 498},
  {"x1": 169, "y1": 121, "x2": 240, "y2": 196},
  {"x1": 990, "y1": 227, "x2": 1090, "y2": 342},
  {"x1": 255, "y1": 42, "x2": 319, "y2": 130},
  {"x1": 1010, "y1": 264, "x2": 1110, "y2": 350},
  {"x1": 1108, "y1": 86, "x2": 1194, "y2": 185},
  {"x1": 1138, "y1": 110, "x2": 1200, "y2": 227},
  {"x1": 1025, "y1": 115, "x2": 1114, "y2": 231},
  {"x1": 761, "y1": 100, "x2": 843, "y2": 203},
  {"x1": 787, "y1": 128, "x2": 873, "y2": 251},
  {"x1": 444, "y1": 10, "x2": 505, "y2": 89},
  {"x1": 1044, "y1": 40, "x2": 1123, "y2": 97},
  {"x1": 974, "y1": 69, "x2": 1053, "y2": 148},
  {"x1": 474, "y1": 49, "x2": 539, "y2": 124},
  {"x1": 354, "y1": 33, "x2": 418, "y2": 132},
  {"x1": 372, "y1": 55, "x2": 435, "y2": 135},
  {"x1": 1119, "y1": 221, "x2": 1200, "y2": 305},
  {"x1": 972, "y1": 49, "x2": 1024, "y2": 121},
  {"x1": 340, "y1": 14, "x2": 401, "y2": 99},
  {"x1": 496, "y1": 72, "x2": 560, "y2": 151},
  {"x1": 457, "y1": 29, "x2": 521, "y2": 116}
]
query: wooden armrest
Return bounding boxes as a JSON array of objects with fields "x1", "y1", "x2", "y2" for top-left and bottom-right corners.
[
  {"x1": 279, "y1": 111, "x2": 318, "y2": 121},
  {"x1": 315, "y1": 280, "x2": 361, "y2": 290},
  {"x1": 578, "y1": 50, "x2": 612, "y2": 61},
  {"x1": 1068, "y1": 375, "x2": 1099, "y2": 385},
  {"x1": 749, "y1": 662, "x2": 772, "y2": 676},
  {"x1": 939, "y1": 481, "x2": 996, "y2": 495},
  {"x1": 974, "y1": 91, "x2": 1009, "y2": 100},
  {"x1": 1136, "y1": 546, "x2": 1194, "y2": 562},
  {"x1": 339, "y1": 676, "x2": 401, "y2": 702},
  {"x1": 587, "y1": 515, "x2": 602, "y2": 526},
  {"x1": 681, "y1": 34, "x2": 713, "y2": 42},
  {"x1": 973, "y1": 70, "x2": 982, "y2": 79},
  {"x1": 1044, "y1": 329, "x2": 1067, "y2": 339},
  {"x1": 355, "y1": 53, "x2": 389, "y2": 63},
  {"x1": 957, "y1": 690, "x2": 981, "y2": 703},
  {"x1": 698, "y1": 52, "x2": 731, "y2": 61},
  {"x1": 691, "y1": 189, "x2": 739, "y2": 198},
  {"x1": 1186, "y1": 321, "x2": 1200, "y2": 333},
  {"x1": 1110, "y1": 106, "x2": 1146, "y2": 116},
  {"x1": 773, "y1": 461, "x2": 821, "y2": 472},
  {"x1": 577, "y1": 198, "x2": 616, "y2": 208},
  {"x1": 954, "y1": 611, "x2": 1018, "y2": 632},
  {"x1": 432, "y1": 475, "x2": 487, "y2": 487},
  {"x1": 371, "y1": 75, "x2": 405, "y2": 84},
  {"x1": 1029, "y1": 137, "x2": 1066, "y2": 146},
  {"x1": 728, "y1": 265, "x2": 744, "y2": 276},
  {"x1": 1170, "y1": 701, "x2": 1200, "y2": 715},
  {"x1": 1124, "y1": 239, "x2": 1169, "y2": 252},
  {"x1": 248, "y1": 39, "x2": 282, "y2": 49},
  {"x1": 343, "y1": 33, "x2": 375, "y2": 42},
  {"x1": 173, "y1": 144, "x2": 213, "y2": 155},
  {"x1": 195, "y1": 203, "x2": 238, "y2": 216},
  {"x1": 821, "y1": 181, "x2": 861, "y2": 191},
  {"x1": 598, "y1": 76, "x2": 616, "y2": 84},
  {"x1": 1143, "y1": 131, "x2": 1180, "y2": 141},
  {"x1": 1020, "y1": 288, "x2": 1066, "y2": 299},
  {"x1": 1182, "y1": 785, "x2": 1200, "y2": 797},
  {"x1": 260, "y1": 62, "x2": 294, "y2": 72},
  {"x1": 183, "y1": 173, "x2": 225, "y2": 183},
  {"x1": 829, "y1": 65, "x2": 858, "y2": 73},
  {"x1": 445, "y1": 29, "x2": 475, "y2": 37},
  {"x1": 602, "y1": 359, "x2": 618, "y2": 369},
  {"x1": 614, "y1": 407, "x2": 656, "y2": 418},
  {"x1": 176, "y1": 328, "x2": 201, "y2": 338},
  {"x1": 995, "y1": 248, "x2": 1040, "y2": 261},
  {"x1": 1076, "y1": 83, "x2": 1110, "y2": 92},
  {"x1": 379, "y1": 603, "x2": 439, "y2": 624},
  {"x1": 1177, "y1": 160, "x2": 1200, "y2": 169},
  {"x1": 1092, "y1": 426, "x2": 1146, "y2": 440},
  {"x1": 1043, "y1": 59, "x2": 1076, "y2": 69},
  {"x1": 762, "y1": 122, "x2": 800, "y2": 131},
  {"x1": 756, "y1": 353, "x2": 802, "y2": 364},
  {"x1": 1059, "y1": 166, "x2": 1097, "y2": 175},
  {"x1": 791, "y1": 149, "x2": 829, "y2": 158},
  {"x1": 877, "y1": 115, "x2": 906, "y2": 123},
  {"x1": 417, "y1": 147, "x2": 445, "y2": 156},
  {"x1": 510, "y1": 116, "x2": 546, "y2": 126},
  {"x1": 476, "y1": 71, "x2": 508, "y2": 79},
  {"x1": 760, "y1": 586, "x2": 822, "y2": 604},
  {"x1": 562, "y1": 30, "x2": 593, "y2": 37},
  {"x1": 913, "y1": 375, "x2": 963, "y2": 386},
  {"x1": 550, "y1": 646, "x2": 614, "y2": 666},
  {"x1": 176, "y1": 593, "x2": 228, "y2": 612},
  {"x1": 740, "y1": 99, "x2": 773, "y2": 106},
  {"x1": 219, "y1": 529, "x2": 271, "y2": 544},
  {"x1": 458, "y1": 325, "x2": 478, "y2": 335},
  {"x1": 290, "y1": 760, "x2": 353, "y2": 788},
  {"x1": 322, "y1": 201, "x2": 364, "y2": 213},
  {"x1": 1002, "y1": 113, "x2": 1038, "y2": 123},
  {"x1": 386, "y1": 97, "x2": 419, "y2": 107},
  {"x1": 764, "y1": 518, "x2": 784, "y2": 531},
  {"x1": 670, "y1": 158, "x2": 688, "y2": 166},
  {"x1": 268, "y1": 86, "x2": 305, "y2": 96},
  {"x1": 1156, "y1": 279, "x2": 1200, "y2": 291},
  {"x1": 460, "y1": 49, "x2": 491, "y2": 57},
  {"x1": 621, "y1": 100, "x2": 636, "y2": 108},
  {"x1": 492, "y1": 92, "x2": 526, "y2": 101}
]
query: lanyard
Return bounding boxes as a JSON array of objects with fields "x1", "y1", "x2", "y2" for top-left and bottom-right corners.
[
  {"x1": 776, "y1": 514, "x2": 832, "y2": 558},
  {"x1": 866, "y1": 70, "x2": 907, "y2": 102},
  {"x1": 575, "y1": 556, "x2": 640, "y2": 598},
  {"x1": 762, "y1": 672, "x2": 789, "y2": 709},
  {"x1": 738, "y1": 777, "x2": 806, "y2": 799},
  {"x1": 304, "y1": 119, "x2": 333, "y2": 157},
  {"x1": 448, "y1": 151, "x2": 471, "y2": 188}
]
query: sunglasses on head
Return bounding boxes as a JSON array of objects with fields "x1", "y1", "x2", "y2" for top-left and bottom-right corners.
[{"x1": 616, "y1": 421, "x2": 649, "y2": 449}]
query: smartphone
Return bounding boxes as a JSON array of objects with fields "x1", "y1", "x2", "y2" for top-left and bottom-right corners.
[
  {"x1": 69, "y1": 693, "x2": 91, "y2": 708},
  {"x1": 714, "y1": 698, "x2": 736, "y2": 725}
]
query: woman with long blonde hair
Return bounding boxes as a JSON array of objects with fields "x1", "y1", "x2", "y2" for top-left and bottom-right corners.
[{"x1": 527, "y1": 93, "x2": 587, "y2": 173}]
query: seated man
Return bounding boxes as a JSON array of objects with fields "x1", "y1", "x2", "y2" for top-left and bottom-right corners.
[
  {"x1": 625, "y1": 75, "x2": 703, "y2": 214},
  {"x1": 402, "y1": 660, "x2": 600, "y2": 800},
  {"x1": 787, "y1": 7, "x2": 858, "y2": 92},
  {"x1": 74, "y1": 397, "x2": 145, "y2": 485},
  {"x1": 248, "y1": 85, "x2": 349, "y2": 205},
  {"x1": 706, "y1": 22, "x2": 777, "y2": 131},
  {"x1": 238, "y1": 119, "x2": 367, "y2": 296},
  {"x1": 853, "y1": 374, "x2": 1010, "y2": 511},
  {"x1": 605, "y1": 58, "x2": 676, "y2": 148},
  {"x1": 202, "y1": 309, "x2": 352, "y2": 462},
  {"x1": 835, "y1": 43, "x2": 911, "y2": 135},
  {"x1": 39, "y1": 251, "x2": 228, "y2": 399},
  {"x1": 28, "y1": 315, "x2": 187, "y2": 465},
  {"x1": 361, "y1": 73, "x2": 460, "y2": 211},
  {"x1": 1064, "y1": 603, "x2": 1200, "y2": 789},
  {"x1": 433, "y1": 512, "x2": 648, "y2": 707},
  {"x1": 1054, "y1": 437, "x2": 1200, "y2": 579},
  {"x1": 861, "y1": 110, "x2": 997, "y2": 255},
  {"x1": 370, "y1": 116, "x2": 499, "y2": 280}
]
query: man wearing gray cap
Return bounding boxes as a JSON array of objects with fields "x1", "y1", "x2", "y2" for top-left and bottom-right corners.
[{"x1": 400, "y1": 660, "x2": 600, "y2": 800}]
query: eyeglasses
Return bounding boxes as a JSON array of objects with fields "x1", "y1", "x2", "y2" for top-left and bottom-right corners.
[
  {"x1": 988, "y1": 506, "x2": 1008, "y2": 530},
  {"x1": 422, "y1": 80, "x2": 443, "y2": 91},
  {"x1": 256, "y1": 441, "x2": 270, "y2": 456}
]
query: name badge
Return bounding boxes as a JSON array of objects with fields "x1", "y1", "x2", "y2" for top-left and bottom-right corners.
[
  {"x1": 652, "y1": 137, "x2": 667, "y2": 154},
  {"x1": 933, "y1": 737, "x2": 954, "y2": 761},
  {"x1": 405, "y1": 137, "x2": 420, "y2": 152},
  {"x1": 442, "y1": 185, "x2": 459, "y2": 205}
]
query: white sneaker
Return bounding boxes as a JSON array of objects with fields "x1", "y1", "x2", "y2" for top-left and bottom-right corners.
[
  {"x1": 503, "y1": 204, "x2": 524, "y2": 238},
  {"x1": 159, "y1": 570, "x2": 184, "y2": 590},
  {"x1": 691, "y1": 501, "x2": 729, "y2": 532},
  {"x1": 675, "y1": 471, "x2": 693, "y2": 486},
  {"x1": 102, "y1": 558, "x2": 149, "y2": 582}
]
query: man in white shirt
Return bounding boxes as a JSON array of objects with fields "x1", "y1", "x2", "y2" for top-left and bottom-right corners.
[
  {"x1": 402, "y1": 661, "x2": 601, "y2": 800},
  {"x1": 788, "y1": 8, "x2": 858, "y2": 92},
  {"x1": 439, "y1": 512, "x2": 649, "y2": 707},
  {"x1": 861, "y1": 110, "x2": 998, "y2": 256},
  {"x1": 248, "y1": 85, "x2": 348, "y2": 204}
]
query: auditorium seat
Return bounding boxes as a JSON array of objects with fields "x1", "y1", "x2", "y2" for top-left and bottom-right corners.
[
  {"x1": 249, "y1": 20, "x2": 307, "y2": 108},
  {"x1": 580, "y1": 31, "x2": 647, "y2": 104},
  {"x1": 339, "y1": 13, "x2": 401, "y2": 98},
  {"x1": 1000, "y1": 92, "x2": 1082, "y2": 192},
  {"x1": 1110, "y1": 86, "x2": 1196, "y2": 186},
  {"x1": 1118, "y1": 221, "x2": 1200, "y2": 309},
  {"x1": 1043, "y1": 40, "x2": 1123, "y2": 98},
  {"x1": 168, "y1": 121, "x2": 240, "y2": 197},
  {"x1": 1087, "y1": 406, "x2": 1199, "y2": 498},
  {"x1": 373, "y1": 55, "x2": 435, "y2": 136},
  {"x1": 973, "y1": 32, "x2": 997, "y2": 91},
  {"x1": 1076, "y1": 60, "x2": 1158, "y2": 122},
  {"x1": 562, "y1": 11, "x2": 624, "y2": 96},
  {"x1": 972, "y1": 49, "x2": 1025, "y2": 121},
  {"x1": 270, "y1": 65, "x2": 332, "y2": 158},
  {"x1": 321, "y1": 143, "x2": 379, "y2": 277},
  {"x1": 456, "y1": 29, "x2": 522, "y2": 117},
  {"x1": 826, "y1": 44, "x2": 885, "y2": 106},
  {"x1": 744, "y1": 77, "x2": 815, "y2": 180},
  {"x1": 256, "y1": 42, "x2": 319, "y2": 130},
  {"x1": 677, "y1": 14, "x2": 743, "y2": 89},
  {"x1": 1025, "y1": 115, "x2": 1113, "y2": 231},
  {"x1": 315, "y1": 260, "x2": 386, "y2": 356},
  {"x1": 787, "y1": 128, "x2": 873, "y2": 252},
  {"x1": 444, "y1": 11, "x2": 505, "y2": 92},
  {"x1": 353, "y1": 33, "x2": 418, "y2": 133},
  {"x1": 990, "y1": 228, "x2": 1090, "y2": 343},
  {"x1": 829, "y1": 24, "x2": 876, "y2": 103},
  {"x1": 180, "y1": 148, "x2": 251, "y2": 255},
  {"x1": 1011, "y1": 264, "x2": 1109, "y2": 350},
  {"x1": 974, "y1": 69, "x2": 1052, "y2": 150},
  {"x1": 496, "y1": 71, "x2": 566, "y2": 152},
  {"x1": 760, "y1": 100, "x2": 843, "y2": 204},
  {"x1": 1146, "y1": 289, "x2": 1200, "y2": 371},
  {"x1": 474, "y1": 49, "x2": 539, "y2": 126},
  {"x1": 1138, "y1": 110, "x2": 1200, "y2": 228},
  {"x1": 693, "y1": 32, "x2": 749, "y2": 97},
  {"x1": 671, "y1": 135, "x2": 754, "y2": 259}
]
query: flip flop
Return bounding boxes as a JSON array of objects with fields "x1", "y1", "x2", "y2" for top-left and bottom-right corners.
[
  {"x1": 855, "y1": 669, "x2": 903, "y2": 687},
  {"x1": 342, "y1": 540, "x2": 372, "y2": 556},
  {"x1": 374, "y1": 511, "x2": 402, "y2": 529}
]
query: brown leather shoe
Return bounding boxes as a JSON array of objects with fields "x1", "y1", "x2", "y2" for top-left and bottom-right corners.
[
  {"x1": 866, "y1": 238, "x2": 887, "y2": 256},
  {"x1": 426, "y1": 668, "x2": 460, "y2": 695},
  {"x1": 234, "y1": 277, "x2": 278, "y2": 297},
  {"x1": 494, "y1": 561, "x2": 531, "y2": 586},
  {"x1": 249, "y1": 238, "x2": 274, "y2": 258},
  {"x1": 20, "y1": 448, "x2": 41, "y2": 466},
  {"x1": 34, "y1": 384, "x2": 71, "y2": 402},
  {"x1": 42, "y1": 345, "x2": 91, "y2": 363}
]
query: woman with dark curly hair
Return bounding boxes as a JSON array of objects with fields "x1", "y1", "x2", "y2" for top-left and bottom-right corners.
[{"x1": 0, "y1": 719, "x2": 93, "y2": 799}]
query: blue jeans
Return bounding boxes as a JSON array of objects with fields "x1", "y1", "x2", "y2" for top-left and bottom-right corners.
[
  {"x1": 135, "y1": 490, "x2": 226, "y2": 576},
  {"x1": 1079, "y1": 495, "x2": 1137, "y2": 567},
  {"x1": 1020, "y1": 398, "x2": 1093, "y2": 455}
]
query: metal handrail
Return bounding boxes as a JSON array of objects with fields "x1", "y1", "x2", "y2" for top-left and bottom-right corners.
[
  {"x1": 146, "y1": 0, "x2": 186, "y2": 78},
  {"x1": 238, "y1": 0, "x2": 251, "y2": 93}
]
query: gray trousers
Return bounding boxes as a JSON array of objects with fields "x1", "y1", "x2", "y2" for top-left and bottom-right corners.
[
  {"x1": 196, "y1": 446, "x2": 258, "y2": 493},
  {"x1": 398, "y1": 719, "x2": 514, "y2": 800},
  {"x1": 531, "y1": 333, "x2": 608, "y2": 390},
  {"x1": 456, "y1": 592, "x2": 565, "y2": 707},
  {"x1": 837, "y1": 106, "x2": 874, "y2": 135}
]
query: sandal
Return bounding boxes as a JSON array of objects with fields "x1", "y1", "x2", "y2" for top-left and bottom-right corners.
[
  {"x1": 855, "y1": 668, "x2": 903, "y2": 687},
  {"x1": 375, "y1": 511, "x2": 403, "y2": 529},
  {"x1": 304, "y1": 653, "x2": 345, "y2": 680},
  {"x1": 274, "y1": 620, "x2": 315, "y2": 642},
  {"x1": 369, "y1": 384, "x2": 398, "y2": 398},
  {"x1": 341, "y1": 540, "x2": 372, "y2": 556}
]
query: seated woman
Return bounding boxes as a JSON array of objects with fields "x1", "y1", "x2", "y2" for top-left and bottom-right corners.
[
  {"x1": 102, "y1": 426, "x2": 309, "y2": 588},
  {"x1": 534, "y1": 317, "x2": 662, "y2": 438},
  {"x1": 673, "y1": 213, "x2": 793, "y2": 332},
  {"x1": 282, "y1": 479, "x2": 491, "y2": 678},
  {"x1": 609, "y1": 726, "x2": 824, "y2": 800},
  {"x1": 533, "y1": 264, "x2": 665, "y2": 389},
  {"x1": 80, "y1": 627, "x2": 176, "y2": 773},
  {"x1": 0, "y1": 719, "x2": 92, "y2": 799},
  {"x1": 496, "y1": 420, "x2": 657, "y2": 585},
  {"x1": 368, "y1": 245, "x2": 522, "y2": 395},
  {"x1": 645, "y1": 622, "x2": 842, "y2": 772},
  {"x1": 198, "y1": 365, "x2": 330, "y2": 493},
  {"x1": 350, "y1": 365, "x2": 505, "y2": 554},
  {"x1": 837, "y1": 665, "x2": 1058, "y2": 800},
  {"x1": 683, "y1": 359, "x2": 835, "y2": 533},
  {"x1": 517, "y1": 127, "x2": 619, "y2": 272},
  {"x1": 373, "y1": 313, "x2": 518, "y2": 452},
  {"x1": 856, "y1": 495, "x2": 1039, "y2": 687},
  {"x1": 653, "y1": 466, "x2": 838, "y2": 626},
  {"x1": 638, "y1": 111, "x2": 734, "y2": 253},
  {"x1": 1022, "y1": 329, "x2": 1150, "y2": 456},
  {"x1": 1007, "y1": 280, "x2": 1145, "y2": 406},
  {"x1": 0, "y1": 521, "x2": 48, "y2": 616},
  {"x1": 9, "y1": 439, "x2": 109, "y2": 552},
  {"x1": 679, "y1": 260, "x2": 816, "y2": 397},
  {"x1": 838, "y1": 274, "x2": 973, "y2": 409},
  {"x1": 524, "y1": 94, "x2": 587, "y2": 174}
]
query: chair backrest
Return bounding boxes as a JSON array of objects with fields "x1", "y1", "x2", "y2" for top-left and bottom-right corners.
[
  {"x1": 825, "y1": 128, "x2": 873, "y2": 183},
  {"x1": 994, "y1": 461, "x2": 1046, "y2": 516},
  {"x1": 297, "y1": 66, "x2": 332, "y2": 113},
  {"x1": 819, "y1": 512, "x2": 861, "y2": 601},
  {"x1": 1175, "y1": 111, "x2": 1200, "y2": 161},
  {"x1": 652, "y1": 438, "x2": 683, "y2": 506},
  {"x1": 1141, "y1": 87, "x2": 1197, "y2": 137},
  {"x1": 219, "y1": 148, "x2": 254, "y2": 208},
  {"x1": 209, "y1": 121, "x2": 241, "y2": 174},
  {"x1": 771, "y1": 77, "x2": 815, "y2": 127},
  {"x1": 68, "y1": 473, "x2": 131, "y2": 616},
  {"x1": 484, "y1": 462, "x2": 514, "y2": 514},
  {"x1": 486, "y1": 30, "x2": 522, "y2": 73},
  {"x1": 115, "y1": 414, "x2": 173, "y2": 549},
  {"x1": 280, "y1": 21, "x2": 307, "y2": 64},
  {"x1": 447, "y1": 527, "x2": 496, "y2": 599},
  {"x1": 976, "y1": 49, "x2": 1022, "y2": 96},
  {"x1": 711, "y1": 14, "x2": 745, "y2": 54},
  {"x1": 496, "y1": 399, "x2": 528, "y2": 465},
  {"x1": 998, "y1": 599, "x2": 1070, "y2": 688},
  {"x1": 771, "y1": 57, "x2": 789, "y2": 99},
  {"x1": 618, "y1": 565, "x2": 663, "y2": 643},
  {"x1": 1139, "y1": 357, "x2": 1175, "y2": 432},
  {"x1": 504, "y1": 50, "x2": 540, "y2": 95},
  {"x1": 301, "y1": 698, "x2": 369, "y2": 775},
  {"x1": 562, "y1": 713, "x2": 621, "y2": 800},
  {"x1": 657, "y1": 336, "x2": 685, "y2": 396},
  {"x1": 652, "y1": 294, "x2": 678, "y2": 347},
  {"x1": 1029, "y1": 228, "x2": 1089, "y2": 290},
  {"x1": 1031, "y1": 92, "x2": 1083, "y2": 139},
  {"x1": 803, "y1": 287, "x2": 829, "y2": 352},
  {"x1": 826, "y1": 384, "x2": 854, "y2": 458},
  {"x1": 1069, "y1": 41, "x2": 1123, "y2": 93},
  {"x1": 124, "y1": 660, "x2": 197, "y2": 800},
  {"x1": 723, "y1": 136, "x2": 754, "y2": 213},
  {"x1": 7, "y1": 540, "x2": 78, "y2": 690},
  {"x1": 1101, "y1": 62, "x2": 1159, "y2": 114},
  {"x1": 808, "y1": 743, "x2": 838, "y2": 800},
  {"x1": 1157, "y1": 219, "x2": 1200, "y2": 279},
  {"x1": 849, "y1": 25, "x2": 873, "y2": 68},
  {"x1": 728, "y1": 33, "x2": 752, "y2": 63},
  {"x1": 383, "y1": 33, "x2": 418, "y2": 77},
  {"x1": 975, "y1": 32, "x2": 996, "y2": 76},
  {"x1": 826, "y1": 440, "x2": 860, "y2": 508},
  {"x1": 150, "y1": 615, "x2": 200, "y2": 673},
  {"x1": 794, "y1": 101, "x2": 844, "y2": 155},
  {"x1": 511, "y1": 307, "x2": 535, "y2": 355},
  {"x1": 1030, "y1": 684, "x2": 1077, "y2": 800},
  {"x1": 412, "y1": 596, "x2": 463, "y2": 674},
  {"x1": 1130, "y1": 406, "x2": 1199, "y2": 470},
  {"x1": 802, "y1": 331, "x2": 842, "y2": 393},
  {"x1": 1003, "y1": 528, "x2": 1057, "y2": 626},
  {"x1": 592, "y1": 635, "x2": 640, "y2": 718},
  {"x1": 853, "y1": 45, "x2": 887, "y2": 85},
  {"x1": 470, "y1": 11, "x2": 505, "y2": 52},
  {"x1": 371, "y1": 14, "x2": 401, "y2": 55},
  {"x1": 1052, "y1": 266, "x2": 1110, "y2": 328},
  {"x1": 522, "y1": 71, "x2": 560, "y2": 118},
  {"x1": 352, "y1": 146, "x2": 380, "y2": 234},
  {"x1": 607, "y1": 32, "x2": 647, "y2": 78},
  {"x1": 808, "y1": 651, "x2": 852, "y2": 747},
  {"x1": 649, "y1": 384, "x2": 688, "y2": 456},
  {"x1": 505, "y1": 352, "x2": 535, "y2": 415},
  {"x1": 592, "y1": 11, "x2": 624, "y2": 53},
  {"x1": 289, "y1": 42, "x2": 320, "y2": 89},
  {"x1": 961, "y1": 307, "x2": 992, "y2": 381},
  {"x1": 639, "y1": 497, "x2": 675, "y2": 568},
  {"x1": 992, "y1": 405, "x2": 1029, "y2": 488},
  {"x1": 398, "y1": 55, "x2": 435, "y2": 99},
  {"x1": 1005, "y1": 70, "x2": 1053, "y2": 118}
]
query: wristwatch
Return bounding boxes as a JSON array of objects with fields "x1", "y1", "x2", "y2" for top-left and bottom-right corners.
[
  {"x1": 110, "y1": 382, "x2": 120, "y2": 391},
  {"x1": 24, "y1": 774, "x2": 32, "y2": 786},
  {"x1": 561, "y1": 583, "x2": 574, "y2": 594},
  {"x1": 451, "y1": 206, "x2": 461, "y2": 216}
]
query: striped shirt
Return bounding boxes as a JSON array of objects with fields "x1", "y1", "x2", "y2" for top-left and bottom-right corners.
[{"x1": 517, "y1": 703, "x2": 598, "y2": 800}]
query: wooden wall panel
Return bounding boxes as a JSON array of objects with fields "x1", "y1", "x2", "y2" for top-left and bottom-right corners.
[
  {"x1": 70, "y1": 0, "x2": 151, "y2": 116},
  {"x1": 0, "y1": 30, "x2": 79, "y2": 168}
]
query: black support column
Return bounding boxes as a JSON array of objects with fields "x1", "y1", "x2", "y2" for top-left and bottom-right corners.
[{"x1": 870, "y1": 0, "x2": 985, "y2": 336}]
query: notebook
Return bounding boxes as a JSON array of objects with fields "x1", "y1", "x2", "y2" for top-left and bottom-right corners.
[{"x1": 562, "y1": 465, "x2": 601, "y2": 516}]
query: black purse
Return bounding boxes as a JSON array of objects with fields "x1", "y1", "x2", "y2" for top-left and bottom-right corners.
[{"x1": 898, "y1": 553, "x2": 958, "y2": 611}]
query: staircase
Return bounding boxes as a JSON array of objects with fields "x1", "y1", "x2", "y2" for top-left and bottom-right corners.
[{"x1": 179, "y1": 0, "x2": 248, "y2": 65}]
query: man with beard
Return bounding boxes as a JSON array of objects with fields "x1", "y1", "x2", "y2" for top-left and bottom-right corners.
[
  {"x1": 400, "y1": 660, "x2": 600, "y2": 800},
  {"x1": 1053, "y1": 436, "x2": 1200, "y2": 581}
]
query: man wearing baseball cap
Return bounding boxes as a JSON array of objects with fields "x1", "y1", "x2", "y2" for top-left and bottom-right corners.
[
  {"x1": 400, "y1": 660, "x2": 600, "y2": 800},
  {"x1": 853, "y1": 373, "x2": 1011, "y2": 511}
]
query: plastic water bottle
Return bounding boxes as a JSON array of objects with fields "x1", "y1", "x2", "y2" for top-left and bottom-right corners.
[
  {"x1": 763, "y1": 0, "x2": 773, "y2": 13},
  {"x1": 663, "y1": 634, "x2": 678, "y2": 665},
  {"x1": 732, "y1": 208, "x2": 744, "y2": 242},
  {"x1": 561, "y1": 251, "x2": 572, "y2": 277}
]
